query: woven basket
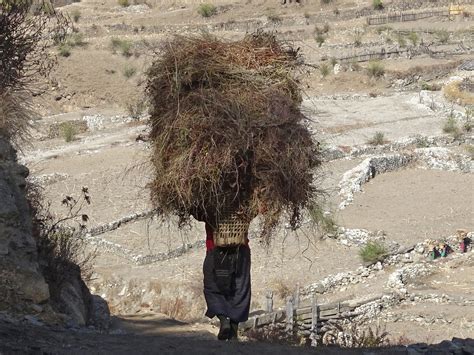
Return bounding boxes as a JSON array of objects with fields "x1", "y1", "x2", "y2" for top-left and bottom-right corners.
[{"x1": 214, "y1": 210, "x2": 250, "y2": 247}]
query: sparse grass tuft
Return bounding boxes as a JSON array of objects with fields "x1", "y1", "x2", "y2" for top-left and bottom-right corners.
[
  {"x1": 61, "y1": 122, "x2": 76, "y2": 142},
  {"x1": 395, "y1": 33, "x2": 406, "y2": 47},
  {"x1": 315, "y1": 33, "x2": 326, "y2": 47},
  {"x1": 67, "y1": 33, "x2": 87, "y2": 47},
  {"x1": 315, "y1": 24, "x2": 329, "y2": 35},
  {"x1": 118, "y1": 0, "x2": 129, "y2": 7},
  {"x1": 308, "y1": 203, "x2": 338, "y2": 236},
  {"x1": 373, "y1": 0, "x2": 383, "y2": 10},
  {"x1": 359, "y1": 242, "x2": 387, "y2": 264},
  {"x1": 354, "y1": 31, "x2": 363, "y2": 47},
  {"x1": 126, "y1": 99, "x2": 147, "y2": 120},
  {"x1": 320, "y1": 63, "x2": 330, "y2": 78},
  {"x1": 123, "y1": 65, "x2": 137, "y2": 78},
  {"x1": 375, "y1": 25, "x2": 392, "y2": 34},
  {"x1": 267, "y1": 13, "x2": 282, "y2": 23},
  {"x1": 321, "y1": 0, "x2": 332, "y2": 3},
  {"x1": 367, "y1": 61, "x2": 384, "y2": 78},
  {"x1": 407, "y1": 31, "x2": 418, "y2": 46},
  {"x1": 421, "y1": 82, "x2": 441, "y2": 91},
  {"x1": 415, "y1": 135, "x2": 430, "y2": 148},
  {"x1": 464, "y1": 107, "x2": 473, "y2": 132},
  {"x1": 198, "y1": 3, "x2": 217, "y2": 17},
  {"x1": 58, "y1": 43, "x2": 72, "y2": 57},
  {"x1": 111, "y1": 37, "x2": 132, "y2": 57},
  {"x1": 436, "y1": 30, "x2": 449, "y2": 44},
  {"x1": 367, "y1": 131, "x2": 386, "y2": 145},
  {"x1": 71, "y1": 9, "x2": 81, "y2": 22},
  {"x1": 464, "y1": 145, "x2": 474, "y2": 160},
  {"x1": 442, "y1": 116, "x2": 461, "y2": 136}
]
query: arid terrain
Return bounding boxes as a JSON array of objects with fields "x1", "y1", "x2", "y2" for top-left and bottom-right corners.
[{"x1": 1, "y1": 0, "x2": 473, "y2": 353}]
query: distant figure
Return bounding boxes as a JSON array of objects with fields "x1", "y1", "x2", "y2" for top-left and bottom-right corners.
[
  {"x1": 438, "y1": 243, "x2": 450, "y2": 257},
  {"x1": 457, "y1": 229, "x2": 470, "y2": 253},
  {"x1": 193, "y1": 210, "x2": 251, "y2": 341},
  {"x1": 428, "y1": 243, "x2": 437, "y2": 260}
]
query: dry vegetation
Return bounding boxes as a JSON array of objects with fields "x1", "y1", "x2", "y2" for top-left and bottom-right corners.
[
  {"x1": 444, "y1": 81, "x2": 474, "y2": 106},
  {"x1": 146, "y1": 33, "x2": 322, "y2": 241},
  {"x1": 28, "y1": 185, "x2": 95, "y2": 301},
  {"x1": 0, "y1": 0, "x2": 67, "y2": 140}
]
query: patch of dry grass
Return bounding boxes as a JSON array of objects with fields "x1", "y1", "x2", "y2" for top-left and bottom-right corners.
[
  {"x1": 271, "y1": 279, "x2": 294, "y2": 300},
  {"x1": 0, "y1": 91, "x2": 32, "y2": 142},
  {"x1": 160, "y1": 296, "x2": 187, "y2": 320},
  {"x1": 443, "y1": 81, "x2": 474, "y2": 106}
]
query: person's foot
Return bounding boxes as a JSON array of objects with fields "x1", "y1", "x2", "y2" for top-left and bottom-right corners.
[
  {"x1": 229, "y1": 321, "x2": 239, "y2": 340},
  {"x1": 217, "y1": 315, "x2": 231, "y2": 340}
]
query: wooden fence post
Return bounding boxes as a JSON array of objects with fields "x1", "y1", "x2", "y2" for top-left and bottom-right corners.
[
  {"x1": 310, "y1": 293, "x2": 319, "y2": 347},
  {"x1": 266, "y1": 291, "x2": 273, "y2": 313},
  {"x1": 286, "y1": 296, "x2": 294, "y2": 333},
  {"x1": 294, "y1": 283, "x2": 300, "y2": 309}
]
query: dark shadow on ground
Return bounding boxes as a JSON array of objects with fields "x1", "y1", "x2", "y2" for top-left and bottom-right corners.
[{"x1": 0, "y1": 317, "x2": 472, "y2": 355}]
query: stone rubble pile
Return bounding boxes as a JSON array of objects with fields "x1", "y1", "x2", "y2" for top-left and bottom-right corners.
[
  {"x1": 386, "y1": 263, "x2": 433, "y2": 294},
  {"x1": 82, "y1": 114, "x2": 137, "y2": 131},
  {"x1": 335, "y1": 228, "x2": 384, "y2": 247},
  {"x1": 27, "y1": 172, "x2": 69, "y2": 186},
  {"x1": 322, "y1": 134, "x2": 472, "y2": 162},
  {"x1": 302, "y1": 232, "x2": 472, "y2": 297}
]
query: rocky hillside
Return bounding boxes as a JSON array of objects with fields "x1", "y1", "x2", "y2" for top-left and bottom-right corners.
[{"x1": 0, "y1": 136, "x2": 109, "y2": 329}]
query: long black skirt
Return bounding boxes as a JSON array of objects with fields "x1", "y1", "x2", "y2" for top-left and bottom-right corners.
[{"x1": 203, "y1": 246, "x2": 251, "y2": 323}]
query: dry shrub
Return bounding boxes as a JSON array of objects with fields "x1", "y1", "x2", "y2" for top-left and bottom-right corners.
[
  {"x1": 160, "y1": 296, "x2": 187, "y2": 320},
  {"x1": 0, "y1": 0, "x2": 68, "y2": 93},
  {"x1": 322, "y1": 320, "x2": 389, "y2": 348},
  {"x1": 246, "y1": 324, "x2": 301, "y2": 345},
  {"x1": 1, "y1": 0, "x2": 68, "y2": 142},
  {"x1": 146, "y1": 33, "x2": 322, "y2": 242},
  {"x1": 359, "y1": 241, "x2": 387, "y2": 263},
  {"x1": 48, "y1": 120, "x2": 88, "y2": 139},
  {"x1": 444, "y1": 81, "x2": 474, "y2": 106},
  {"x1": 28, "y1": 184, "x2": 95, "y2": 301},
  {"x1": 0, "y1": 90, "x2": 32, "y2": 141},
  {"x1": 272, "y1": 279, "x2": 294, "y2": 300}
]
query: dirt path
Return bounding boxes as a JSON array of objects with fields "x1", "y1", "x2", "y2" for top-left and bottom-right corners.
[{"x1": 0, "y1": 313, "x2": 375, "y2": 355}]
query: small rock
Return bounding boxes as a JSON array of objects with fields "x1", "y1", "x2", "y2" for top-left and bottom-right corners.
[
  {"x1": 30, "y1": 304, "x2": 43, "y2": 313},
  {"x1": 24, "y1": 315, "x2": 43, "y2": 327}
]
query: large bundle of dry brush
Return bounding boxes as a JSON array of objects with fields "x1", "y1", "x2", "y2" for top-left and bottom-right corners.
[
  {"x1": 146, "y1": 33, "x2": 322, "y2": 241},
  {"x1": 0, "y1": 0, "x2": 67, "y2": 140}
]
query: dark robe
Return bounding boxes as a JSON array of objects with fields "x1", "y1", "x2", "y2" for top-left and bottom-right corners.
[{"x1": 203, "y1": 224, "x2": 251, "y2": 323}]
